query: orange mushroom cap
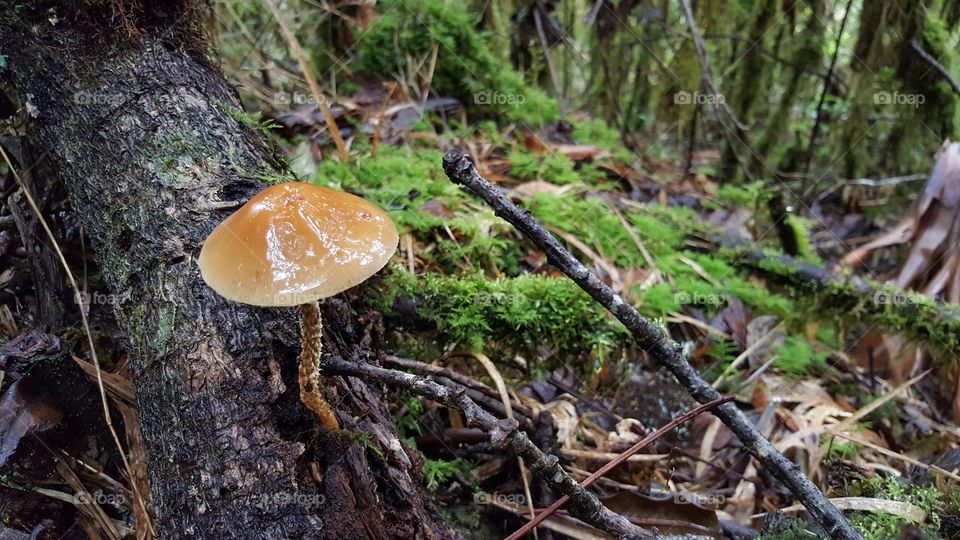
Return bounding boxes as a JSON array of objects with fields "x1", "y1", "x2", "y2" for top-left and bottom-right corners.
[{"x1": 199, "y1": 183, "x2": 398, "y2": 307}]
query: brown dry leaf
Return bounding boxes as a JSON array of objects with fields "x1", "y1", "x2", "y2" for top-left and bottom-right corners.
[
  {"x1": 543, "y1": 399, "x2": 579, "y2": 449},
  {"x1": 550, "y1": 144, "x2": 609, "y2": 162},
  {"x1": 0, "y1": 377, "x2": 62, "y2": 467},
  {"x1": 513, "y1": 180, "x2": 569, "y2": 197},
  {"x1": 601, "y1": 491, "x2": 722, "y2": 537},
  {"x1": 840, "y1": 142, "x2": 960, "y2": 418}
]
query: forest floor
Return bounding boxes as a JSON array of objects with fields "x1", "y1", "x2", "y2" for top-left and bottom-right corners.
[
  {"x1": 254, "y1": 87, "x2": 960, "y2": 539},
  {"x1": 2, "y1": 2, "x2": 959, "y2": 538}
]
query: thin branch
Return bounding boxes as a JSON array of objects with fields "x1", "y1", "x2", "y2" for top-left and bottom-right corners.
[
  {"x1": 441, "y1": 151, "x2": 863, "y2": 540},
  {"x1": 322, "y1": 358, "x2": 653, "y2": 540},
  {"x1": 912, "y1": 38, "x2": 960, "y2": 96}
]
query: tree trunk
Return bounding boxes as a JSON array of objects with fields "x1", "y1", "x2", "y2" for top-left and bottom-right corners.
[{"x1": 0, "y1": 4, "x2": 452, "y2": 538}]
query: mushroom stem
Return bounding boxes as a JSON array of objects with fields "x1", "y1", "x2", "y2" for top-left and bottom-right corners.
[{"x1": 298, "y1": 301, "x2": 340, "y2": 430}]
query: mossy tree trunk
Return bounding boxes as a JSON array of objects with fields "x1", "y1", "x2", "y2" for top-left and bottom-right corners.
[{"x1": 0, "y1": 3, "x2": 452, "y2": 539}]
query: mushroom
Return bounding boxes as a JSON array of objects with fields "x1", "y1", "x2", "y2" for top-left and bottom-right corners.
[{"x1": 198, "y1": 182, "x2": 398, "y2": 430}]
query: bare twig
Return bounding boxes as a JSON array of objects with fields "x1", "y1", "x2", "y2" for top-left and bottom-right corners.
[
  {"x1": 322, "y1": 358, "x2": 652, "y2": 539},
  {"x1": 441, "y1": 150, "x2": 862, "y2": 540},
  {"x1": 912, "y1": 38, "x2": 960, "y2": 96},
  {"x1": 506, "y1": 395, "x2": 733, "y2": 540}
]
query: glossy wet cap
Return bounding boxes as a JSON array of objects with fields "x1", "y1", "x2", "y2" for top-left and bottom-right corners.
[{"x1": 199, "y1": 183, "x2": 398, "y2": 307}]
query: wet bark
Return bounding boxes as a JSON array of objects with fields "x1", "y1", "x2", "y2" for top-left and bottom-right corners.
[{"x1": 0, "y1": 5, "x2": 452, "y2": 539}]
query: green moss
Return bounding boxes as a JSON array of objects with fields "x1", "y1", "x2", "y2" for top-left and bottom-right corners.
[
  {"x1": 774, "y1": 336, "x2": 827, "y2": 378},
  {"x1": 311, "y1": 146, "x2": 518, "y2": 272},
  {"x1": 716, "y1": 181, "x2": 767, "y2": 208},
  {"x1": 216, "y1": 102, "x2": 280, "y2": 134},
  {"x1": 846, "y1": 476, "x2": 944, "y2": 539},
  {"x1": 784, "y1": 214, "x2": 821, "y2": 265},
  {"x1": 351, "y1": 0, "x2": 559, "y2": 125},
  {"x1": 423, "y1": 457, "x2": 471, "y2": 491},
  {"x1": 506, "y1": 148, "x2": 580, "y2": 185},
  {"x1": 372, "y1": 268, "x2": 628, "y2": 364}
]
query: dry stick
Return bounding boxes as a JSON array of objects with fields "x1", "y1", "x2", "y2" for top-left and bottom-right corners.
[
  {"x1": 371, "y1": 84, "x2": 398, "y2": 159},
  {"x1": 440, "y1": 151, "x2": 863, "y2": 540},
  {"x1": 0, "y1": 147, "x2": 155, "y2": 537},
  {"x1": 322, "y1": 358, "x2": 652, "y2": 539},
  {"x1": 261, "y1": 0, "x2": 350, "y2": 162},
  {"x1": 506, "y1": 395, "x2": 734, "y2": 540}
]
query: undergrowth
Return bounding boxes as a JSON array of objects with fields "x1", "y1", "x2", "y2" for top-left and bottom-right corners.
[{"x1": 352, "y1": 0, "x2": 559, "y2": 125}]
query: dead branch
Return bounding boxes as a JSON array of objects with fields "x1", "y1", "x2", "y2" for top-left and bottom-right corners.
[
  {"x1": 322, "y1": 358, "x2": 653, "y2": 539},
  {"x1": 441, "y1": 150, "x2": 863, "y2": 540}
]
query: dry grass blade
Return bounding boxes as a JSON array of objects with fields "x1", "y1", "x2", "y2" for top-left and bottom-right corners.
[
  {"x1": 769, "y1": 497, "x2": 927, "y2": 523},
  {"x1": 831, "y1": 431, "x2": 960, "y2": 481},
  {"x1": 260, "y1": 0, "x2": 350, "y2": 162},
  {"x1": 0, "y1": 147, "x2": 154, "y2": 537},
  {"x1": 468, "y1": 352, "x2": 537, "y2": 537},
  {"x1": 828, "y1": 369, "x2": 930, "y2": 435}
]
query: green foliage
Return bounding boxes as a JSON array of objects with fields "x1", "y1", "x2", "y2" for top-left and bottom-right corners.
[
  {"x1": 396, "y1": 393, "x2": 425, "y2": 438},
  {"x1": 351, "y1": 0, "x2": 559, "y2": 125},
  {"x1": 506, "y1": 148, "x2": 580, "y2": 184},
  {"x1": 374, "y1": 269, "x2": 628, "y2": 362},
  {"x1": 784, "y1": 214, "x2": 821, "y2": 265},
  {"x1": 423, "y1": 458, "x2": 469, "y2": 491},
  {"x1": 716, "y1": 181, "x2": 767, "y2": 208},
  {"x1": 775, "y1": 336, "x2": 827, "y2": 378},
  {"x1": 312, "y1": 146, "x2": 518, "y2": 272},
  {"x1": 217, "y1": 102, "x2": 280, "y2": 134}
]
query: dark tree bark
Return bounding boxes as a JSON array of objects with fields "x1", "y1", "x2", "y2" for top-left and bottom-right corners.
[{"x1": 0, "y1": 3, "x2": 452, "y2": 538}]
